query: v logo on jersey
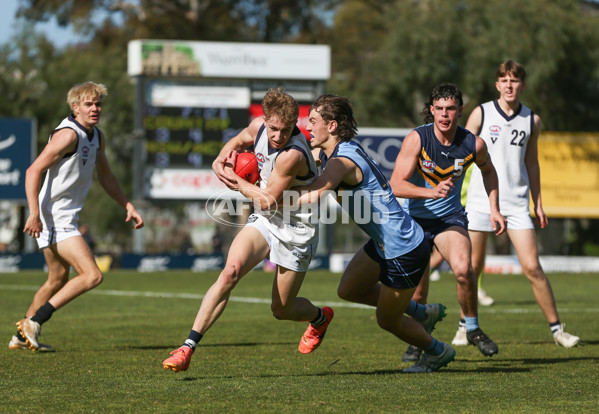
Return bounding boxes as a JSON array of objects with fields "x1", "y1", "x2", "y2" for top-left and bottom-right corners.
[
  {"x1": 489, "y1": 125, "x2": 501, "y2": 144},
  {"x1": 82, "y1": 145, "x2": 89, "y2": 166},
  {"x1": 441, "y1": 151, "x2": 450, "y2": 157}
]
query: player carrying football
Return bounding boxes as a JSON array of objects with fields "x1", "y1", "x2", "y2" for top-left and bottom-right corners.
[{"x1": 162, "y1": 87, "x2": 332, "y2": 372}]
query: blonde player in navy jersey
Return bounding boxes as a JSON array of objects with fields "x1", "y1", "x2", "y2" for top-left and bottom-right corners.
[
  {"x1": 12, "y1": 82, "x2": 144, "y2": 352},
  {"x1": 456, "y1": 60, "x2": 579, "y2": 348},
  {"x1": 390, "y1": 83, "x2": 507, "y2": 360},
  {"x1": 162, "y1": 87, "x2": 333, "y2": 373},
  {"x1": 296, "y1": 94, "x2": 454, "y2": 373}
]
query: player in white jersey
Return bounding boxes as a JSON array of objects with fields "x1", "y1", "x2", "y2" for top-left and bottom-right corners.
[
  {"x1": 457, "y1": 60, "x2": 579, "y2": 348},
  {"x1": 12, "y1": 82, "x2": 144, "y2": 352},
  {"x1": 162, "y1": 88, "x2": 333, "y2": 373},
  {"x1": 251, "y1": 117, "x2": 318, "y2": 246}
]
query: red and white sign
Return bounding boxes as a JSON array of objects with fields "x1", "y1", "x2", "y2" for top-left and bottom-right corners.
[{"x1": 145, "y1": 168, "x2": 247, "y2": 200}]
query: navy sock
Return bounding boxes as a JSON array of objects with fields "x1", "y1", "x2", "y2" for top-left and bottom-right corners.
[
  {"x1": 183, "y1": 330, "x2": 203, "y2": 351},
  {"x1": 405, "y1": 300, "x2": 427, "y2": 322},
  {"x1": 549, "y1": 321, "x2": 561, "y2": 335},
  {"x1": 31, "y1": 302, "x2": 56, "y2": 325},
  {"x1": 310, "y1": 308, "x2": 327, "y2": 326},
  {"x1": 424, "y1": 337, "x2": 444, "y2": 356}
]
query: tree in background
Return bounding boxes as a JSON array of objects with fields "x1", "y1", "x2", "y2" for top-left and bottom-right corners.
[
  {"x1": 3, "y1": 0, "x2": 599, "y2": 254},
  {"x1": 328, "y1": 0, "x2": 599, "y2": 131}
]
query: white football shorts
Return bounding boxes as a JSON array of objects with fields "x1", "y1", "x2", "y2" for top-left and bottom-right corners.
[
  {"x1": 466, "y1": 209, "x2": 534, "y2": 232},
  {"x1": 246, "y1": 217, "x2": 317, "y2": 272},
  {"x1": 36, "y1": 226, "x2": 81, "y2": 249}
]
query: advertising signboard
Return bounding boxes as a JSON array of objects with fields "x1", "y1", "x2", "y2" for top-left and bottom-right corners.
[
  {"x1": 354, "y1": 128, "x2": 410, "y2": 179},
  {"x1": 537, "y1": 132, "x2": 599, "y2": 218},
  {"x1": 128, "y1": 40, "x2": 331, "y2": 80},
  {"x1": 0, "y1": 119, "x2": 36, "y2": 201}
]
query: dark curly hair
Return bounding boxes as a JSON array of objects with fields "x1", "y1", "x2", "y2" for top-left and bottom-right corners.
[
  {"x1": 422, "y1": 83, "x2": 463, "y2": 124},
  {"x1": 310, "y1": 94, "x2": 358, "y2": 142}
]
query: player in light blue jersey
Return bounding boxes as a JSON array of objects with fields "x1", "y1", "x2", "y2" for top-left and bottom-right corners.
[
  {"x1": 390, "y1": 83, "x2": 506, "y2": 360},
  {"x1": 296, "y1": 94, "x2": 455, "y2": 373}
]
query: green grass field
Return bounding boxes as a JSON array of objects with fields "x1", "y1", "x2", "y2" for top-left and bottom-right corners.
[{"x1": 1, "y1": 270, "x2": 597, "y2": 413}]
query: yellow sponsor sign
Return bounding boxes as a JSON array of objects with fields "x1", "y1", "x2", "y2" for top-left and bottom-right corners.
[{"x1": 538, "y1": 132, "x2": 599, "y2": 218}]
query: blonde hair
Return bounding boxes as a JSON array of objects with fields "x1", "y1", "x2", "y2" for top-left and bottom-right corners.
[
  {"x1": 66, "y1": 82, "x2": 108, "y2": 108},
  {"x1": 262, "y1": 87, "x2": 299, "y2": 126}
]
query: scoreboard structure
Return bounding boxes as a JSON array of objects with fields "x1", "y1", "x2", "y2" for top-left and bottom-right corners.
[
  {"x1": 128, "y1": 40, "x2": 330, "y2": 201},
  {"x1": 127, "y1": 40, "x2": 330, "y2": 252}
]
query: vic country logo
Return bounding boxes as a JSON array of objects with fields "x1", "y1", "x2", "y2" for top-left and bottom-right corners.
[
  {"x1": 489, "y1": 125, "x2": 501, "y2": 143},
  {"x1": 256, "y1": 153, "x2": 265, "y2": 163},
  {"x1": 82, "y1": 146, "x2": 90, "y2": 165},
  {"x1": 422, "y1": 159, "x2": 436, "y2": 170}
]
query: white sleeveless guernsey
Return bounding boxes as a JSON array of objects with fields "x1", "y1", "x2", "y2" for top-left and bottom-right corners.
[
  {"x1": 253, "y1": 125, "x2": 318, "y2": 245},
  {"x1": 39, "y1": 115, "x2": 100, "y2": 230},
  {"x1": 466, "y1": 100, "x2": 535, "y2": 215}
]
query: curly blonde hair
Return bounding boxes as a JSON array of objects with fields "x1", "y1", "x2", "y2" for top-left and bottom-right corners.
[
  {"x1": 66, "y1": 82, "x2": 108, "y2": 108},
  {"x1": 262, "y1": 87, "x2": 299, "y2": 127}
]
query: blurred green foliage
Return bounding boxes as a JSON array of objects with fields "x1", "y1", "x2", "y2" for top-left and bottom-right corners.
[{"x1": 2, "y1": 0, "x2": 598, "y2": 253}]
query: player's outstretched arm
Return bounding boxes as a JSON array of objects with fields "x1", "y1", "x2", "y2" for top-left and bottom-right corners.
[{"x1": 295, "y1": 157, "x2": 355, "y2": 205}]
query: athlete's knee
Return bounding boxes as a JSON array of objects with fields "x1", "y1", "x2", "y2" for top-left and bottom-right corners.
[
  {"x1": 337, "y1": 278, "x2": 362, "y2": 301},
  {"x1": 523, "y1": 263, "x2": 545, "y2": 281},
  {"x1": 452, "y1": 263, "x2": 473, "y2": 285},
  {"x1": 219, "y1": 263, "x2": 243, "y2": 290},
  {"x1": 338, "y1": 285, "x2": 361, "y2": 303},
  {"x1": 270, "y1": 303, "x2": 290, "y2": 320},
  {"x1": 87, "y1": 269, "x2": 103, "y2": 288},
  {"x1": 337, "y1": 284, "x2": 351, "y2": 301}
]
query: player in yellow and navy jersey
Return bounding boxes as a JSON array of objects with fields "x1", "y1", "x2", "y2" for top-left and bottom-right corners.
[{"x1": 390, "y1": 83, "x2": 506, "y2": 360}]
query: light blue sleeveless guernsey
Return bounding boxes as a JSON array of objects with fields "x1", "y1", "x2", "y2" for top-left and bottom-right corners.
[{"x1": 321, "y1": 140, "x2": 424, "y2": 259}]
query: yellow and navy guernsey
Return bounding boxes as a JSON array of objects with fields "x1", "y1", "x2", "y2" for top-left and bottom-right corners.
[{"x1": 403, "y1": 123, "x2": 476, "y2": 219}]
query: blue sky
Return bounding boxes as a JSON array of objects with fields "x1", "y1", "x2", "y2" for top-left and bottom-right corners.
[{"x1": 0, "y1": 0, "x2": 86, "y2": 48}]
